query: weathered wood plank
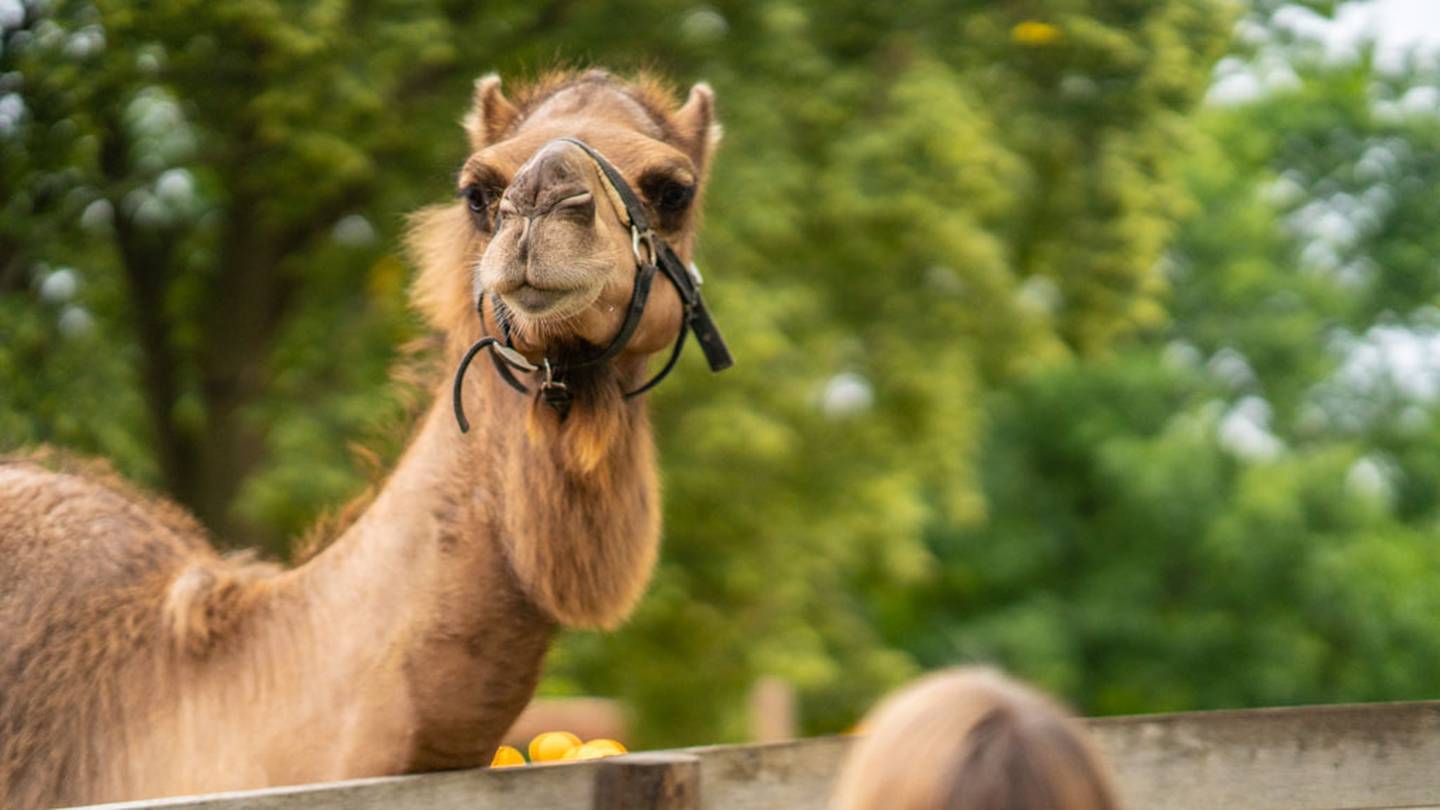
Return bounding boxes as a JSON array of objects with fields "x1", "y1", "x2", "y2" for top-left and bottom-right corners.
[
  {"x1": 1087, "y1": 701, "x2": 1440, "y2": 810},
  {"x1": 592, "y1": 753, "x2": 700, "y2": 810},
  {"x1": 684, "y1": 735, "x2": 852, "y2": 810},
  {"x1": 65, "y1": 701, "x2": 1440, "y2": 810},
  {"x1": 63, "y1": 761, "x2": 597, "y2": 810},
  {"x1": 685, "y1": 703, "x2": 1440, "y2": 810}
]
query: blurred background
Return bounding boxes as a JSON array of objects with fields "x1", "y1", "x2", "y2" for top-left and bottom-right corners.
[{"x1": 6, "y1": 0, "x2": 1440, "y2": 749}]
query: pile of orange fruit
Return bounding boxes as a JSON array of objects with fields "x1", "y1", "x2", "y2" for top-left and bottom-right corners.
[{"x1": 491, "y1": 731, "x2": 629, "y2": 768}]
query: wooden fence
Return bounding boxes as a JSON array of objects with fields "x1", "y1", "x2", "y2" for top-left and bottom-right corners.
[{"x1": 72, "y1": 701, "x2": 1440, "y2": 810}]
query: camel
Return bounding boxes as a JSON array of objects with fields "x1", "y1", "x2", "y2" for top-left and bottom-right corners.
[{"x1": 0, "y1": 68, "x2": 723, "y2": 809}]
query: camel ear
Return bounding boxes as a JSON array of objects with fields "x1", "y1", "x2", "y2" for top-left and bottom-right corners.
[
  {"x1": 463, "y1": 74, "x2": 519, "y2": 151},
  {"x1": 674, "y1": 82, "x2": 721, "y2": 171}
]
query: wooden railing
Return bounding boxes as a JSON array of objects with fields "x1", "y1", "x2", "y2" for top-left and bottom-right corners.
[{"x1": 73, "y1": 701, "x2": 1440, "y2": 810}]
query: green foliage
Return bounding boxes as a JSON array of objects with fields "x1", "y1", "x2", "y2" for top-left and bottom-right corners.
[
  {"x1": 889, "y1": 39, "x2": 1440, "y2": 717},
  {"x1": 4, "y1": 0, "x2": 1252, "y2": 748}
]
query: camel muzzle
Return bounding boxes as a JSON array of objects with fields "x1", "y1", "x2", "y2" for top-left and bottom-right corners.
[{"x1": 451, "y1": 138, "x2": 733, "y2": 430}]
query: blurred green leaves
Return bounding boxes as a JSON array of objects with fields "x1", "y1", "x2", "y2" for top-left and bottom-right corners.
[
  {"x1": 889, "y1": 28, "x2": 1440, "y2": 722},
  {"x1": 35, "y1": 0, "x2": 1440, "y2": 752}
]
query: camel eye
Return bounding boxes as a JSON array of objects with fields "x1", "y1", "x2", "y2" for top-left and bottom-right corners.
[
  {"x1": 640, "y1": 173, "x2": 695, "y2": 231},
  {"x1": 660, "y1": 181, "x2": 693, "y2": 211},
  {"x1": 460, "y1": 184, "x2": 489, "y2": 214},
  {"x1": 648, "y1": 179, "x2": 694, "y2": 213},
  {"x1": 458, "y1": 181, "x2": 506, "y2": 230}
]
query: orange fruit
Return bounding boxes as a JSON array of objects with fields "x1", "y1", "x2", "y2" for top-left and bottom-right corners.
[
  {"x1": 490, "y1": 745, "x2": 525, "y2": 768},
  {"x1": 563, "y1": 739, "x2": 629, "y2": 761},
  {"x1": 529, "y1": 731, "x2": 582, "y2": 762},
  {"x1": 582, "y1": 738, "x2": 628, "y2": 757}
]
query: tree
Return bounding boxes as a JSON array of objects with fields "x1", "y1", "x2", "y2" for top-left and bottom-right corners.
[
  {"x1": 889, "y1": 24, "x2": 1440, "y2": 717},
  {"x1": 1, "y1": 0, "x2": 1231, "y2": 745}
]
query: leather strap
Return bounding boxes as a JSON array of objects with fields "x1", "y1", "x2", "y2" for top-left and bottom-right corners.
[
  {"x1": 487, "y1": 293, "x2": 531, "y2": 394},
  {"x1": 653, "y1": 240, "x2": 733, "y2": 373},
  {"x1": 561, "y1": 258, "x2": 659, "y2": 370},
  {"x1": 452, "y1": 336, "x2": 500, "y2": 433},
  {"x1": 559, "y1": 138, "x2": 733, "y2": 378},
  {"x1": 558, "y1": 138, "x2": 652, "y2": 232},
  {"x1": 626, "y1": 317, "x2": 689, "y2": 398}
]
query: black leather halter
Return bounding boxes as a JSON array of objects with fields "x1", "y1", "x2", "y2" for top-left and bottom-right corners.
[{"x1": 451, "y1": 138, "x2": 733, "y2": 431}]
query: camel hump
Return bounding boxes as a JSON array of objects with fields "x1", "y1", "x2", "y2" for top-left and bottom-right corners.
[
  {"x1": 0, "y1": 458, "x2": 205, "y2": 621},
  {"x1": 0, "y1": 457, "x2": 281, "y2": 649},
  {"x1": 1, "y1": 453, "x2": 212, "y2": 547},
  {"x1": 0, "y1": 459, "x2": 214, "y2": 809}
]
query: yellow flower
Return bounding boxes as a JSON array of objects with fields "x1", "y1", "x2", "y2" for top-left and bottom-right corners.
[{"x1": 1012, "y1": 21, "x2": 1062, "y2": 47}]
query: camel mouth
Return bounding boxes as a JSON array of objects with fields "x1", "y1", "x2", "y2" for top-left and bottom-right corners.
[{"x1": 499, "y1": 282, "x2": 601, "y2": 323}]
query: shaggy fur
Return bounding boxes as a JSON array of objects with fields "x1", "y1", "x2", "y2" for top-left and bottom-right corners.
[{"x1": 0, "y1": 69, "x2": 718, "y2": 808}]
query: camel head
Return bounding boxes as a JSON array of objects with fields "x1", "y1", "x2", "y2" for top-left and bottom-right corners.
[{"x1": 410, "y1": 69, "x2": 720, "y2": 377}]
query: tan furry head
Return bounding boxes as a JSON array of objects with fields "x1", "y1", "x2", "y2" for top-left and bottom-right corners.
[
  {"x1": 407, "y1": 68, "x2": 721, "y2": 475},
  {"x1": 831, "y1": 668, "x2": 1121, "y2": 810},
  {"x1": 408, "y1": 68, "x2": 720, "y2": 340}
]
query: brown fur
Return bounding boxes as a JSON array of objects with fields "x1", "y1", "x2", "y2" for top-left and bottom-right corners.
[{"x1": 0, "y1": 69, "x2": 718, "y2": 808}]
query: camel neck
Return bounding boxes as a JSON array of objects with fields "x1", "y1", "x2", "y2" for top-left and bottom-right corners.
[{"x1": 277, "y1": 352, "x2": 662, "y2": 773}]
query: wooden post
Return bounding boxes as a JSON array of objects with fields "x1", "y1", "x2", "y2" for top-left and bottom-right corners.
[
  {"x1": 747, "y1": 676, "x2": 797, "y2": 742},
  {"x1": 592, "y1": 752, "x2": 701, "y2": 810}
]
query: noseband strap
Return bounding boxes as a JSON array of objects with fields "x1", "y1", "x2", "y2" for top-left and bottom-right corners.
[{"x1": 451, "y1": 138, "x2": 733, "y2": 432}]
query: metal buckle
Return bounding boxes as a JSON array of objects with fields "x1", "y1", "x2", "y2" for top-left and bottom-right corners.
[
  {"x1": 631, "y1": 226, "x2": 657, "y2": 265},
  {"x1": 687, "y1": 261, "x2": 704, "y2": 287},
  {"x1": 493, "y1": 344, "x2": 539, "y2": 373},
  {"x1": 538, "y1": 358, "x2": 571, "y2": 416}
]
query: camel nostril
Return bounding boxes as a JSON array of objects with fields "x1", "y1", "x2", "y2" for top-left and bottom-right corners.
[
  {"x1": 506, "y1": 141, "x2": 597, "y2": 216},
  {"x1": 549, "y1": 191, "x2": 595, "y2": 223},
  {"x1": 553, "y1": 192, "x2": 592, "y2": 211}
]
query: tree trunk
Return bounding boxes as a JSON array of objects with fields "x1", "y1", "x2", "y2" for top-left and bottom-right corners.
[
  {"x1": 100, "y1": 122, "x2": 203, "y2": 519},
  {"x1": 191, "y1": 200, "x2": 307, "y2": 546}
]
